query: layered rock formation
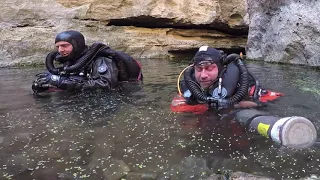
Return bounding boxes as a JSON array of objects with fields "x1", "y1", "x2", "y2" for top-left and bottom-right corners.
[
  {"x1": 2, "y1": 0, "x2": 319, "y2": 66},
  {"x1": 0, "y1": 0, "x2": 248, "y2": 67}
]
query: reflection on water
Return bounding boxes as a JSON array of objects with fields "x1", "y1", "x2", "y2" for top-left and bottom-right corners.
[{"x1": 0, "y1": 59, "x2": 319, "y2": 180}]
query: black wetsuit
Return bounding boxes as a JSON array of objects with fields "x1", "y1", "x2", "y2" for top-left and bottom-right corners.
[
  {"x1": 180, "y1": 61, "x2": 255, "y2": 105},
  {"x1": 33, "y1": 49, "x2": 142, "y2": 92},
  {"x1": 32, "y1": 30, "x2": 142, "y2": 93}
]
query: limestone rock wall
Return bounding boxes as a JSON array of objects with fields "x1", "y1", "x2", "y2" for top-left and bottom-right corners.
[
  {"x1": 0, "y1": 0, "x2": 248, "y2": 67},
  {"x1": 246, "y1": 0, "x2": 320, "y2": 66},
  {"x1": 2, "y1": 0, "x2": 320, "y2": 67}
]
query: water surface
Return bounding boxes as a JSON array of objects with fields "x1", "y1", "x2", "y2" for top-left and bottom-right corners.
[{"x1": 0, "y1": 59, "x2": 319, "y2": 180}]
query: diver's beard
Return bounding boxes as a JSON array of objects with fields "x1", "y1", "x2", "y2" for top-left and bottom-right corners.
[
  {"x1": 63, "y1": 47, "x2": 88, "y2": 63},
  {"x1": 55, "y1": 47, "x2": 88, "y2": 65},
  {"x1": 55, "y1": 52, "x2": 77, "y2": 63},
  {"x1": 55, "y1": 54, "x2": 67, "y2": 63},
  {"x1": 202, "y1": 79, "x2": 218, "y2": 92},
  {"x1": 55, "y1": 54, "x2": 72, "y2": 64}
]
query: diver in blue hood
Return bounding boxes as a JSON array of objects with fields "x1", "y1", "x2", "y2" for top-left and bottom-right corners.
[{"x1": 32, "y1": 30, "x2": 142, "y2": 93}]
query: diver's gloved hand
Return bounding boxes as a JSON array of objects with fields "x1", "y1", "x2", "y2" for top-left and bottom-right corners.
[
  {"x1": 32, "y1": 73, "x2": 49, "y2": 93},
  {"x1": 34, "y1": 73, "x2": 63, "y2": 88},
  {"x1": 32, "y1": 80, "x2": 49, "y2": 93}
]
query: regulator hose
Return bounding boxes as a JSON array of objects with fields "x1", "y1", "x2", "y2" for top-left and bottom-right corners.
[
  {"x1": 184, "y1": 54, "x2": 249, "y2": 106},
  {"x1": 45, "y1": 43, "x2": 109, "y2": 75},
  {"x1": 183, "y1": 67, "x2": 209, "y2": 102},
  {"x1": 226, "y1": 56, "x2": 249, "y2": 105},
  {"x1": 45, "y1": 51, "x2": 60, "y2": 75},
  {"x1": 63, "y1": 43, "x2": 108, "y2": 73}
]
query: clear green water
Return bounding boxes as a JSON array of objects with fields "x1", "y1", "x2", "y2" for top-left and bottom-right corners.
[{"x1": 0, "y1": 59, "x2": 319, "y2": 180}]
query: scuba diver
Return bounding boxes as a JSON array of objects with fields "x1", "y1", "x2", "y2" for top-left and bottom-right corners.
[
  {"x1": 171, "y1": 46, "x2": 317, "y2": 149},
  {"x1": 31, "y1": 30, "x2": 142, "y2": 94}
]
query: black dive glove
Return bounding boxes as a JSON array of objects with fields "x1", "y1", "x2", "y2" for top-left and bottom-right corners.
[
  {"x1": 32, "y1": 73, "x2": 49, "y2": 93},
  {"x1": 31, "y1": 73, "x2": 63, "y2": 92}
]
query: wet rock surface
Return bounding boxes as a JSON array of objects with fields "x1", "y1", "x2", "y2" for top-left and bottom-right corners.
[{"x1": 246, "y1": 0, "x2": 320, "y2": 66}]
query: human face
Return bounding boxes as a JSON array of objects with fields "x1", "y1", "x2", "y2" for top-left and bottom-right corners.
[
  {"x1": 194, "y1": 62, "x2": 219, "y2": 89},
  {"x1": 55, "y1": 41, "x2": 73, "y2": 57}
]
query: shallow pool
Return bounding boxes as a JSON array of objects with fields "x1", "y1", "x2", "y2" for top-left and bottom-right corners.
[{"x1": 0, "y1": 59, "x2": 319, "y2": 180}]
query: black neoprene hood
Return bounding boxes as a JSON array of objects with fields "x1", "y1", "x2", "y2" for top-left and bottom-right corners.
[
  {"x1": 55, "y1": 30, "x2": 86, "y2": 60},
  {"x1": 193, "y1": 46, "x2": 223, "y2": 65}
]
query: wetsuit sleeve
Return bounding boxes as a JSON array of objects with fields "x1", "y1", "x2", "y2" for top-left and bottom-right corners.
[
  {"x1": 57, "y1": 76, "x2": 84, "y2": 92},
  {"x1": 82, "y1": 56, "x2": 119, "y2": 91},
  {"x1": 54, "y1": 57, "x2": 118, "y2": 92}
]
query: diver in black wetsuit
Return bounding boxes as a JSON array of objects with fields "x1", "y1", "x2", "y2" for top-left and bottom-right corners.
[
  {"x1": 31, "y1": 30, "x2": 142, "y2": 93},
  {"x1": 171, "y1": 46, "x2": 317, "y2": 149}
]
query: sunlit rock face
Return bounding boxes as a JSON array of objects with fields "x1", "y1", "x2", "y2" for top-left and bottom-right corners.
[
  {"x1": 246, "y1": 0, "x2": 320, "y2": 66},
  {"x1": 0, "y1": 0, "x2": 248, "y2": 66},
  {"x1": 2, "y1": 0, "x2": 320, "y2": 66}
]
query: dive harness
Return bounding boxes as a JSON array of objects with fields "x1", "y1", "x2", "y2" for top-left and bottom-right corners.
[{"x1": 181, "y1": 54, "x2": 249, "y2": 109}]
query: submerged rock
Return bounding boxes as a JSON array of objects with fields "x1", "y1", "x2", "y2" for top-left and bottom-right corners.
[
  {"x1": 100, "y1": 158, "x2": 131, "y2": 180},
  {"x1": 165, "y1": 156, "x2": 212, "y2": 180},
  {"x1": 126, "y1": 172, "x2": 158, "y2": 180}
]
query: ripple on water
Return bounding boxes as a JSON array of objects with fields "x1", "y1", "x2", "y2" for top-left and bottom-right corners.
[{"x1": 0, "y1": 60, "x2": 319, "y2": 179}]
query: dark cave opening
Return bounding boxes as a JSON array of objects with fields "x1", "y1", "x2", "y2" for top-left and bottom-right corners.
[{"x1": 107, "y1": 16, "x2": 248, "y2": 36}]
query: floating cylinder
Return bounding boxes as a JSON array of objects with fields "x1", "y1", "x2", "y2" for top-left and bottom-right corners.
[{"x1": 235, "y1": 109, "x2": 317, "y2": 149}]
